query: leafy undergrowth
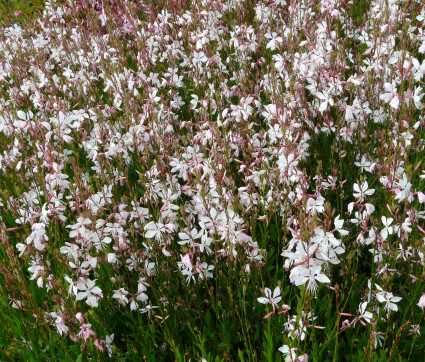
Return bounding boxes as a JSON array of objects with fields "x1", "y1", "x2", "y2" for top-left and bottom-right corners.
[{"x1": 0, "y1": 0, "x2": 425, "y2": 361}]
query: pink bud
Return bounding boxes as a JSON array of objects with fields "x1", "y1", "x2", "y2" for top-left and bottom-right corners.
[
  {"x1": 162, "y1": 247, "x2": 171, "y2": 257},
  {"x1": 75, "y1": 312, "x2": 84, "y2": 323}
]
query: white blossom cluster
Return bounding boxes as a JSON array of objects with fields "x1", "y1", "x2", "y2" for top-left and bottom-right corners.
[{"x1": 0, "y1": 0, "x2": 424, "y2": 358}]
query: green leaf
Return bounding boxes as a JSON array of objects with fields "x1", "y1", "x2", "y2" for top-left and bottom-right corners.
[{"x1": 238, "y1": 348, "x2": 246, "y2": 362}]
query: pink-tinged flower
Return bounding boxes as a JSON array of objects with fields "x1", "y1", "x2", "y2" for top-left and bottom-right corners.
[
  {"x1": 365, "y1": 203, "x2": 375, "y2": 215},
  {"x1": 13, "y1": 110, "x2": 33, "y2": 129},
  {"x1": 257, "y1": 286, "x2": 282, "y2": 310},
  {"x1": 306, "y1": 196, "x2": 325, "y2": 214},
  {"x1": 408, "y1": 324, "x2": 420, "y2": 336},
  {"x1": 418, "y1": 192, "x2": 425, "y2": 203},
  {"x1": 178, "y1": 227, "x2": 201, "y2": 245},
  {"x1": 10, "y1": 299, "x2": 24, "y2": 309},
  {"x1": 94, "y1": 338, "x2": 105, "y2": 352},
  {"x1": 418, "y1": 294, "x2": 425, "y2": 309},
  {"x1": 78, "y1": 323, "x2": 96, "y2": 341},
  {"x1": 54, "y1": 315, "x2": 69, "y2": 336}
]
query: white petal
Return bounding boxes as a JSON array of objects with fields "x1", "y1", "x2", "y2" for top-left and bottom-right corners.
[
  {"x1": 145, "y1": 230, "x2": 156, "y2": 238},
  {"x1": 17, "y1": 110, "x2": 27, "y2": 120},
  {"x1": 376, "y1": 294, "x2": 386, "y2": 303},
  {"x1": 389, "y1": 303, "x2": 398, "y2": 312},
  {"x1": 316, "y1": 92, "x2": 326, "y2": 100},
  {"x1": 294, "y1": 276, "x2": 309, "y2": 286},
  {"x1": 257, "y1": 297, "x2": 270, "y2": 304},
  {"x1": 315, "y1": 273, "x2": 330, "y2": 284},
  {"x1": 389, "y1": 96, "x2": 399, "y2": 109},
  {"x1": 76, "y1": 293, "x2": 86, "y2": 301},
  {"x1": 319, "y1": 102, "x2": 328, "y2": 112}
]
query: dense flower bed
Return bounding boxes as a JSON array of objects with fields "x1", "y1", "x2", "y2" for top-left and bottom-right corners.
[{"x1": 0, "y1": 0, "x2": 425, "y2": 360}]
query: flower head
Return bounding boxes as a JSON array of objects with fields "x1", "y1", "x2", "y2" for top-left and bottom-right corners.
[{"x1": 257, "y1": 286, "x2": 282, "y2": 310}]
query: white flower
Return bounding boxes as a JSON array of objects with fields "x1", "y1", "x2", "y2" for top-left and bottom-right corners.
[
  {"x1": 105, "y1": 334, "x2": 115, "y2": 357},
  {"x1": 380, "y1": 81, "x2": 400, "y2": 109},
  {"x1": 10, "y1": 299, "x2": 24, "y2": 309},
  {"x1": 278, "y1": 345, "x2": 298, "y2": 361},
  {"x1": 25, "y1": 223, "x2": 48, "y2": 251},
  {"x1": 144, "y1": 221, "x2": 165, "y2": 241},
  {"x1": 376, "y1": 291, "x2": 402, "y2": 312},
  {"x1": 353, "y1": 181, "x2": 375, "y2": 200},
  {"x1": 284, "y1": 311, "x2": 315, "y2": 341},
  {"x1": 257, "y1": 286, "x2": 282, "y2": 309},
  {"x1": 418, "y1": 294, "x2": 425, "y2": 309},
  {"x1": 358, "y1": 302, "x2": 373, "y2": 324},
  {"x1": 372, "y1": 331, "x2": 385, "y2": 349},
  {"x1": 334, "y1": 215, "x2": 349, "y2": 236},
  {"x1": 178, "y1": 227, "x2": 201, "y2": 245},
  {"x1": 139, "y1": 304, "x2": 159, "y2": 316},
  {"x1": 76, "y1": 279, "x2": 103, "y2": 307},
  {"x1": 192, "y1": 51, "x2": 208, "y2": 67},
  {"x1": 380, "y1": 216, "x2": 394, "y2": 240},
  {"x1": 413, "y1": 86, "x2": 424, "y2": 109},
  {"x1": 354, "y1": 156, "x2": 372, "y2": 173},
  {"x1": 394, "y1": 173, "x2": 412, "y2": 203},
  {"x1": 265, "y1": 32, "x2": 283, "y2": 51},
  {"x1": 316, "y1": 89, "x2": 334, "y2": 112},
  {"x1": 311, "y1": 228, "x2": 340, "y2": 247},
  {"x1": 53, "y1": 315, "x2": 69, "y2": 336},
  {"x1": 350, "y1": 210, "x2": 369, "y2": 224},
  {"x1": 322, "y1": 176, "x2": 337, "y2": 190},
  {"x1": 293, "y1": 266, "x2": 330, "y2": 295},
  {"x1": 112, "y1": 288, "x2": 129, "y2": 306},
  {"x1": 14, "y1": 110, "x2": 33, "y2": 128}
]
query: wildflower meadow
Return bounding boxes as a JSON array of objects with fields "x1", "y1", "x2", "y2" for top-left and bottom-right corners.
[{"x1": 1, "y1": 0, "x2": 425, "y2": 360}]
